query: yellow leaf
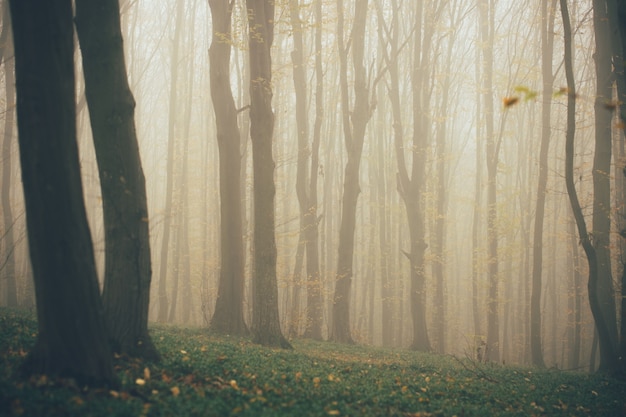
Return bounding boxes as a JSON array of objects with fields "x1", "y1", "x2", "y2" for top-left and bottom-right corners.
[
  {"x1": 328, "y1": 410, "x2": 340, "y2": 415},
  {"x1": 503, "y1": 96, "x2": 519, "y2": 107},
  {"x1": 171, "y1": 386, "x2": 180, "y2": 397},
  {"x1": 109, "y1": 390, "x2": 120, "y2": 398},
  {"x1": 135, "y1": 378, "x2": 146, "y2": 386},
  {"x1": 230, "y1": 380, "x2": 239, "y2": 390},
  {"x1": 313, "y1": 377, "x2": 321, "y2": 387},
  {"x1": 144, "y1": 367, "x2": 151, "y2": 380}
]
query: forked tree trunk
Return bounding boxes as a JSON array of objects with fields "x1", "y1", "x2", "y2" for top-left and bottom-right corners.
[
  {"x1": 331, "y1": 0, "x2": 372, "y2": 345},
  {"x1": 10, "y1": 0, "x2": 114, "y2": 384},
  {"x1": 560, "y1": 0, "x2": 618, "y2": 373},
  {"x1": 247, "y1": 0, "x2": 291, "y2": 349},
  {"x1": 75, "y1": 0, "x2": 159, "y2": 361},
  {"x1": 208, "y1": 0, "x2": 248, "y2": 336}
]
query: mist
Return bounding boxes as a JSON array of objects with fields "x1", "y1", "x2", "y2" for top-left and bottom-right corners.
[{"x1": 1, "y1": 0, "x2": 624, "y2": 373}]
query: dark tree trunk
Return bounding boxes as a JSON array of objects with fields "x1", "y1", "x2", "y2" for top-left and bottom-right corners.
[
  {"x1": 606, "y1": 0, "x2": 626, "y2": 375},
  {"x1": 560, "y1": 0, "x2": 618, "y2": 373},
  {"x1": 0, "y1": 3, "x2": 17, "y2": 308},
  {"x1": 530, "y1": 0, "x2": 556, "y2": 369},
  {"x1": 591, "y1": 0, "x2": 619, "y2": 371},
  {"x1": 9, "y1": 0, "x2": 114, "y2": 384},
  {"x1": 75, "y1": 0, "x2": 159, "y2": 362},
  {"x1": 247, "y1": 0, "x2": 291, "y2": 349},
  {"x1": 207, "y1": 0, "x2": 248, "y2": 336}
]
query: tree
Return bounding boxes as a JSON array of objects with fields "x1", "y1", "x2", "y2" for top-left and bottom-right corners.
[
  {"x1": 530, "y1": 0, "x2": 557, "y2": 369},
  {"x1": 479, "y1": 0, "x2": 500, "y2": 362},
  {"x1": 288, "y1": 0, "x2": 323, "y2": 341},
  {"x1": 247, "y1": 0, "x2": 291, "y2": 349},
  {"x1": 403, "y1": 0, "x2": 441, "y2": 352},
  {"x1": 157, "y1": 0, "x2": 185, "y2": 322},
  {"x1": 561, "y1": 0, "x2": 618, "y2": 373},
  {"x1": 590, "y1": 0, "x2": 619, "y2": 371},
  {"x1": 0, "y1": 0, "x2": 17, "y2": 308},
  {"x1": 9, "y1": 0, "x2": 114, "y2": 383},
  {"x1": 208, "y1": 0, "x2": 249, "y2": 336},
  {"x1": 606, "y1": 0, "x2": 626, "y2": 374},
  {"x1": 331, "y1": 0, "x2": 373, "y2": 345},
  {"x1": 74, "y1": 0, "x2": 159, "y2": 361}
]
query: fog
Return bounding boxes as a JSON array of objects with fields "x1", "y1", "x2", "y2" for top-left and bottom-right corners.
[{"x1": 1, "y1": 0, "x2": 622, "y2": 371}]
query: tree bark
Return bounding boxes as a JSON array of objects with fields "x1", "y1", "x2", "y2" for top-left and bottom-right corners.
[
  {"x1": 479, "y1": 0, "x2": 499, "y2": 362},
  {"x1": 591, "y1": 0, "x2": 619, "y2": 370},
  {"x1": 157, "y1": 0, "x2": 184, "y2": 322},
  {"x1": 331, "y1": 0, "x2": 372, "y2": 345},
  {"x1": 0, "y1": 2, "x2": 17, "y2": 308},
  {"x1": 75, "y1": 0, "x2": 159, "y2": 361},
  {"x1": 10, "y1": 0, "x2": 114, "y2": 384},
  {"x1": 560, "y1": 0, "x2": 617, "y2": 373},
  {"x1": 208, "y1": 0, "x2": 249, "y2": 336},
  {"x1": 530, "y1": 0, "x2": 556, "y2": 369},
  {"x1": 247, "y1": 0, "x2": 291, "y2": 349}
]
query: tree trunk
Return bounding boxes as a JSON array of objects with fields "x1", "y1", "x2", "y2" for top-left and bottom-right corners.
[
  {"x1": 530, "y1": 0, "x2": 556, "y2": 369},
  {"x1": 331, "y1": 0, "x2": 372, "y2": 345},
  {"x1": 0, "y1": 3, "x2": 17, "y2": 308},
  {"x1": 560, "y1": 0, "x2": 617, "y2": 373},
  {"x1": 10, "y1": 0, "x2": 114, "y2": 383},
  {"x1": 591, "y1": 0, "x2": 619, "y2": 369},
  {"x1": 157, "y1": 0, "x2": 184, "y2": 322},
  {"x1": 479, "y1": 0, "x2": 499, "y2": 362},
  {"x1": 606, "y1": 0, "x2": 626, "y2": 375},
  {"x1": 75, "y1": 0, "x2": 159, "y2": 361},
  {"x1": 247, "y1": 0, "x2": 291, "y2": 349},
  {"x1": 208, "y1": 0, "x2": 248, "y2": 336}
]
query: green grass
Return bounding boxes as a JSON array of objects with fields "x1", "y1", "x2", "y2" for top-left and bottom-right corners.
[{"x1": 0, "y1": 308, "x2": 624, "y2": 416}]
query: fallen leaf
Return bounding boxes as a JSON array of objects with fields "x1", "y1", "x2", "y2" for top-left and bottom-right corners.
[
  {"x1": 171, "y1": 386, "x2": 180, "y2": 397},
  {"x1": 135, "y1": 378, "x2": 146, "y2": 386}
]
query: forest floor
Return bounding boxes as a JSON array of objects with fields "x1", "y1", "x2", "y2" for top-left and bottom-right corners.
[{"x1": 0, "y1": 308, "x2": 624, "y2": 417}]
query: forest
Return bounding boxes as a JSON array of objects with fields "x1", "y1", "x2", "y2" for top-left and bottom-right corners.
[{"x1": 1, "y1": 0, "x2": 626, "y2": 401}]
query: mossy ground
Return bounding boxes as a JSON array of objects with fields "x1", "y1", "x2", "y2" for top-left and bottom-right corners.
[{"x1": 0, "y1": 308, "x2": 624, "y2": 416}]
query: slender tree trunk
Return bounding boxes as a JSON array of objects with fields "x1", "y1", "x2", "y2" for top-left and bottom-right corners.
[
  {"x1": 479, "y1": 0, "x2": 499, "y2": 362},
  {"x1": 74, "y1": 0, "x2": 159, "y2": 361},
  {"x1": 567, "y1": 214, "x2": 581, "y2": 370},
  {"x1": 208, "y1": 0, "x2": 248, "y2": 336},
  {"x1": 10, "y1": 0, "x2": 114, "y2": 383},
  {"x1": 471, "y1": 33, "x2": 483, "y2": 355},
  {"x1": 157, "y1": 0, "x2": 184, "y2": 322},
  {"x1": 530, "y1": 0, "x2": 556, "y2": 369},
  {"x1": 331, "y1": 0, "x2": 372, "y2": 345},
  {"x1": 247, "y1": 0, "x2": 291, "y2": 349},
  {"x1": 0, "y1": 3, "x2": 17, "y2": 308}
]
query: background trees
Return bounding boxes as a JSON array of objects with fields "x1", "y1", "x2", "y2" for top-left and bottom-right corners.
[{"x1": 1, "y1": 0, "x2": 625, "y2": 373}]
